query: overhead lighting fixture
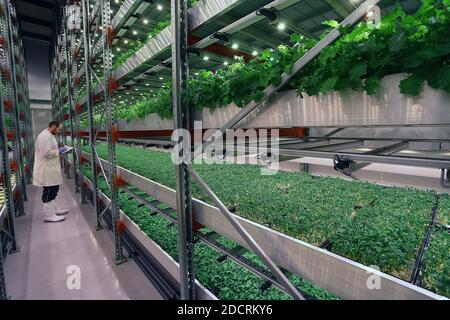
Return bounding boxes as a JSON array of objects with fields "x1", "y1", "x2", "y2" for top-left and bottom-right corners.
[
  {"x1": 203, "y1": 56, "x2": 209, "y2": 61},
  {"x1": 124, "y1": 39, "x2": 128, "y2": 44},
  {"x1": 117, "y1": 48, "x2": 121, "y2": 51},
  {"x1": 252, "y1": 50, "x2": 258, "y2": 56},
  {"x1": 143, "y1": 19, "x2": 149, "y2": 24},
  {"x1": 223, "y1": 61, "x2": 229, "y2": 66},
  {"x1": 132, "y1": 30, "x2": 138, "y2": 35},
  {"x1": 232, "y1": 43, "x2": 239, "y2": 50},
  {"x1": 145, "y1": 83, "x2": 150, "y2": 86},
  {"x1": 115, "y1": 0, "x2": 120, "y2": 3},
  {"x1": 277, "y1": 22, "x2": 286, "y2": 31},
  {"x1": 195, "y1": 72, "x2": 199, "y2": 76},
  {"x1": 157, "y1": 4, "x2": 163, "y2": 11}
]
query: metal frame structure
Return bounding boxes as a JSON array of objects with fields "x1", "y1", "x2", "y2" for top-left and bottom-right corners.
[
  {"x1": 0, "y1": 0, "x2": 28, "y2": 217},
  {"x1": 0, "y1": 60, "x2": 17, "y2": 300},
  {"x1": 0, "y1": 0, "x2": 30, "y2": 300},
  {"x1": 52, "y1": 0, "x2": 127, "y2": 265},
  {"x1": 171, "y1": 0, "x2": 196, "y2": 300},
  {"x1": 53, "y1": 0, "x2": 449, "y2": 301}
]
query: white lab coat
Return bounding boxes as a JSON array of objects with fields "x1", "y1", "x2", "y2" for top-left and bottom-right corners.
[{"x1": 33, "y1": 129, "x2": 62, "y2": 187}]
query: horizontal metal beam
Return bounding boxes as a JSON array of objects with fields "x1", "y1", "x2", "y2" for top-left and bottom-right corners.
[
  {"x1": 309, "y1": 136, "x2": 450, "y2": 143},
  {"x1": 276, "y1": 148, "x2": 450, "y2": 169},
  {"x1": 80, "y1": 150, "x2": 446, "y2": 300},
  {"x1": 364, "y1": 141, "x2": 410, "y2": 156},
  {"x1": 352, "y1": 141, "x2": 410, "y2": 172},
  {"x1": 305, "y1": 140, "x2": 364, "y2": 151}
]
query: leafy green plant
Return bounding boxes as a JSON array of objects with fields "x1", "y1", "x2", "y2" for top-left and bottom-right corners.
[
  {"x1": 81, "y1": 144, "x2": 448, "y2": 298},
  {"x1": 422, "y1": 228, "x2": 449, "y2": 297},
  {"x1": 78, "y1": 0, "x2": 450, "y2": 126},
  {"x1": 80, "y1": 165, "x2": 338, "y2": 300}
]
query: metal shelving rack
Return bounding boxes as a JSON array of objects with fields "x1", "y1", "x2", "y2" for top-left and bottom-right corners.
[
  {"x1": 0, "y1": 0, "x2": 31, "y2": 300},
  {"x1": 52, "y1": 0, "x2": 449, "y2": 300},
  {"x1": 0, "y1": 0, "x2": 28, "y2": 217}
]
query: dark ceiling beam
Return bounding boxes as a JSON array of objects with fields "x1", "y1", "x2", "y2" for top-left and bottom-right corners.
[
  {"x1": 19, "y1": 0, "x2": 54, "y2": 11},
  {"x1": 22, "y1": 31, "x2": 51, "y2": 42},
  {"x1": 18, "y1": 14, "x2": 53, "y2": 28}
]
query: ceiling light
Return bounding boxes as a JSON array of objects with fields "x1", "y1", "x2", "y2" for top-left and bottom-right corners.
[
  {"x1": 252, "y1": 50, "x2": 258, "y2": 56},
  {"x1": 232, "y1": 43, "x2": 239, "y2": 50},
  {"x1": 132, "y1": 30, "x2": 138, "y2": 35},
  {"x1": 143, "y1": 19, "x2": 149, "y2": 24},
  {"x1": 277, "y1": 22, "x2": 286, "y2": 31},
  {"x1": 203, "y1": 56, "x2": 209, "y2": 61},
  {"x1": 223, "y1": 61, "x2": 229, "y2": 66},
  {"x1": 117, "y1": 48, "x2": 121, "y2": 51},
  {"x1": 145, "y1": 83, "x2": 150, "y2": 86},
  {"x1": 157, "y1": 4, "x2": 163, "y2": 11},
  {"x1": 124, "y1": 39, "x2": 128, "y2": 44},
  {"x1": 115, "y1": 0, "x2": 120, "y2": 4},
  {"x1": 159, "y1": 77, "x2": 164, "y2": 80}
]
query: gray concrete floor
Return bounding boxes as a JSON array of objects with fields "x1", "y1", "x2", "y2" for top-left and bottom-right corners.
[{"x1": 4, "y1": 177, "x2": 163, "y2": 300}]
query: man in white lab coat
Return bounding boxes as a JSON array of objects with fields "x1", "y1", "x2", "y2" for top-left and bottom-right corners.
[{"x1": 33, "y1": 121, "x2": 69, "y2": 222}]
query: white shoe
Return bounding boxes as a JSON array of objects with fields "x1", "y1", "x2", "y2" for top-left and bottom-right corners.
[
  {"x1": 49, "y1": 200, "x2": 69, "y2": 216},
  {"x1": 43, "y1": 202, "x2": 65, "y2": 223}
]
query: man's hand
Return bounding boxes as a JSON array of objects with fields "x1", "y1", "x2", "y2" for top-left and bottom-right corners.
[{"x1": 59, "y1": 146, "x2": 68, "y2": 154}]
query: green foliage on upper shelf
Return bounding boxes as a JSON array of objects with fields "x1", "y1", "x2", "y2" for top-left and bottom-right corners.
[
  {"x1": 81, "y1": 165, "x2": 339, "y2": 300},
  {"x1": 112, "y1": 20, "x2": 171, "y2": 71},
  {"x1": 78, "y1": 0, "x2": 450, "y2": 127},
  {"x1": 81, "y1": 143, "x2": 449, "y2": 298}
]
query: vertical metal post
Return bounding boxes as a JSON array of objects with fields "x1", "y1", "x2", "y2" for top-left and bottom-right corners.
[
  {"x1": 63, "y1": 6, "x2": 78, "y2": 184},
  {"x1": 172, "y1": 0, "x2": 196, "y2": 300},
  {"x1": 0, "y1": 239, "x2": 7, "y2": 299},
  {"x1": 81, "y1": 0, "x2": 101, "y2": 228},
  {"x1": 56, "y1": 33, "x2": 69, "y2": 177},
  {"x1": 72, "y1": 38, "x2": 83, "y2": 195},
  {"x1": 101, "y1": 0, "x2": 126, "y2": 265}
]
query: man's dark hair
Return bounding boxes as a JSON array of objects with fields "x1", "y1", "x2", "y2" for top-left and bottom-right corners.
[{"x1": 48, "y1": 120, "x2": 61, "y2": 128}]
